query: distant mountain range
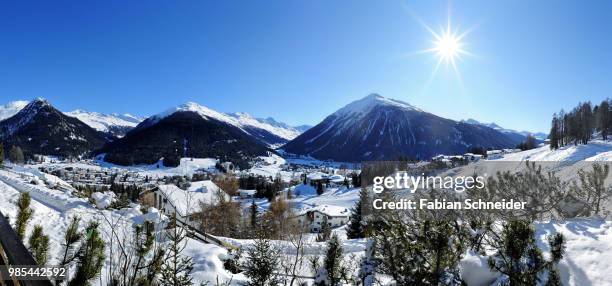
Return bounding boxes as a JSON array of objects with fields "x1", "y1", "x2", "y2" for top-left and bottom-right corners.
[
  {"x1": 0, "y1": 99, "x2": 307, "y2": 145},
  {"x1": 1, "y1": 96, "x2": 541, "y2": 164},
  {"x1": 461, "y1": 118, "x2": 548, "y2": 141},
  {"x1": 65, "y1": 110, "x2": 143, "y2": 137},
  {"x1": 282, "y1": 94, "x2": 525, "y2": 161}
]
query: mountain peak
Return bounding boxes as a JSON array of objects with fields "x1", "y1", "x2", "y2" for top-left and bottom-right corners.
[
  {"x1": 29, "y1": 97, "x2": 50, "y2": 107},
  {"x1": 334, "y1": 93, "x2": 421, "y2": 117},
  {"x1": 21, "y1": 98, "x2": 54, "y2": 114},
  {"x1": 155, "y1": 102, "x2": 234, "y2": 126}
]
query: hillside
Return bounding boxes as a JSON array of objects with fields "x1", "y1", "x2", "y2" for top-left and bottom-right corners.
[{"x1": 283, "y1": 94, "x2": 523, "y2": 162}]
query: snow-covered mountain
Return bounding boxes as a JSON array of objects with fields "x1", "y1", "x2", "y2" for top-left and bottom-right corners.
[
  {"x1": 65, "y1": 110, "x2": 143, "y2": 137},
  {"x1": 100, "y1": 102, "x2": 271, "y2": 167},
  {"x1": 0, "y1": 99, "x2": 109, "y2": 157},
  {"x1": 0, "y1": 100, "x2": 29, "y2": 121},
  {"x1": 227, "y1": 113, "x2": 303, "y2": 146},
  {"x1": 461, "y1": 118, "x2": 548, "y2": 141},
  {"x1": 138, "y1": 102, "x2": 304, "y2": 147},
  {"x1": 283, "y1": 94, "x2": 523, "y2": 162}
]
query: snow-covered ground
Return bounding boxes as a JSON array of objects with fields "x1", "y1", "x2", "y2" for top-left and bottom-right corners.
[
  {"x1": 498, "y1": 140, "x2": 612, "y2": 162},
  {"x1": 3, "y1": 141, "x2": 612, "y2": 285},
  {"x1": 0, "y1": 166, "x2": 238, "y2": 285}
]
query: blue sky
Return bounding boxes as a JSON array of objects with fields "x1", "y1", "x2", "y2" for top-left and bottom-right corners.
[{"x1": 1, "y1": 0, "x2": 611, "y2": 133}]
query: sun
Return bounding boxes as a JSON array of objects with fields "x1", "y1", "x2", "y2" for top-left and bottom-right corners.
[
  {"x1": 425, "y1": 21, "x2": 471, "y2": 75},
  {"x1": 416, "y1": 13, "x2": 474, "y2": 79},
  {"x1": 433, "y1": 28, "x2": 462, "y2": 64}
]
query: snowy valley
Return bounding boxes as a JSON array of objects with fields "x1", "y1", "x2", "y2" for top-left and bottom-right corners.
[{"x1": 1, "y1": 97, "x2": 611, "y2": 286}]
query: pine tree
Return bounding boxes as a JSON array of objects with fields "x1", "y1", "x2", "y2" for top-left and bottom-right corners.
[
  {"x1": 160, "y1": 213, "x2": 194, "y2": 286},
  {"x1": 127, "y1": 221, "x2": 159, "y2": 286},
  {"x1": 243, "y1": 238, "x2": 280, "y2": 286},
  {"x1": 8, "y1": 145, "x2": 24, "y2": 164},
  {"x1": 358, "y1": 240, "x2": 376, "y2": 286},
  {"x1": 0, "y1": 142, "x2": 4, "y2": 165},
  {"x1": 573, "y1": 163, "x2": 611, "y2": 215},
  {"x1": 372, "y1": 218, "x2": 466, "y2": 285},
  {"x1": 316, "y1": 234, "x2": 346, "y2": 286},
  {"x1": 545, "y1": 233, "x2": 565, "y2": 286},
  {"x1": 249, "y1": 200, "x2": 258, "y2": 228},
  {"x1": 60, "y1": 216, "x2": 82, "y2": 267},
  {"x1": 598, "y1": 99, "x2": 610, "y2": 140},
  {"x1": 28, "y1": 225, "x2": 50, "y2": 265},
  {"x1": 69, "y1": 221, "x2": 105, "y2": 286},
  {"x1": 347, "y1": 188, "x2": 370, "y2": 239},
  {"x1": 488, "y1": 220, "x2": 545, "y2": 286},
  {"x1": 14, "y1": 192, "x2": 33, "y2": 240},
  {"x1": 550, "y1": 115, "x2": 559, "y2": 150},
  {"x1": 316, "y1": 181, "x2": 324, "y2": 196},
  {"x1": 317, "y1": 216, "x2": 332, "y2": 242}
]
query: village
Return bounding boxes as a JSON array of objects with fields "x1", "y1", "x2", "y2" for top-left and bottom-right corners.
[{"x1": 29, "y1": 155, "x2": 359, "y2": 239}]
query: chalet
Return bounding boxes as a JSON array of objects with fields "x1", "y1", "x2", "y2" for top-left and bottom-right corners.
[
  {"x1": 462, "y1": 153, "x2": 483, "y2": 162},
  {"x1": 305, "y1": 172, "x2": 329, "y2": 185},
  {"x1": 486, "y1": 150, "x2": 503, "y2": 160},
  {"x1": 296, "y1": 205, "x2": 350, "y2": 233},
  {"x1": 147, "y1": 180, "x2": 229, "y2": 227}
]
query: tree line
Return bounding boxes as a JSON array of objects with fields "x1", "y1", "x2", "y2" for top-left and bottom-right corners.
[{"x1": 550, "y1": 99, "x2": 611, "y2": 149}]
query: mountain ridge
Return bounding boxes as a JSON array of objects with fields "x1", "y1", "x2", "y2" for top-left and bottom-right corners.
[
  {"x1": 0, "y1": 99, "x2": 110, "y2": 158},
  {"x1": 282, "y1": 94, "x2": 524, "y2": 161}
]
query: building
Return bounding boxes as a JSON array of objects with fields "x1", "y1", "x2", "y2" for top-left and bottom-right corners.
[
  {"x1": 148, "y1": 180, "x2": 229, "y2": 227},
  {"x1": 305, "y1": 171, "x2": 329, "y2": 185},
  {"x1": 296, "y1": 205, "x2": 350, "y2": 233},
  {"x1": 462, "y1": 153, "x2": 483, "y2": 162},
  {"x1": 238, "y1": 189, "x2": 256, "y2": 199},
  {"x1": 486, "y1": 150, "x2": 503, "y2": 160}
]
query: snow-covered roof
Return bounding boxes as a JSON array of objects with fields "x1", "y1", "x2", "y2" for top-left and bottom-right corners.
[
  {"x1": 328, "y1": 174, "x2": 345, "y2": 183},
  {"x1": 157, "y1": 180, "x2": 228, "y2": 217},
  {"x1": 297, "y1": 204, "x2": 350, "y2": 217},
  {"x1": 239, "y1": 189, "x2": 256, "y2": 195},
  {"x1": 306, "y1": 171, "x2": 329, "y2": 180}
]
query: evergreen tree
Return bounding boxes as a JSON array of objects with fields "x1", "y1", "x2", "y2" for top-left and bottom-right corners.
[
  {"x1": 316, "y1": 234, "x2": 346, "y2": 286},
  {"x1": 317, "y1": 216, "x2": 332, "y2": 242},
  {"x1": 487, "y1": 220, "x2": 545, "y2": 286},
  {"x1": 550, "y1": 115, "x2": 559, "y2": 150},
  {"x1": 358, "y1": 240, "x2": 376, "y2": 286},
  {"x1": 350, "y1": 172, "x2": 361, "y2": 188},
  {"x1": 69, "y1": 221, "x2": 105, "y2": 286},
  {"x1": 249, "y1": 200, "x2": 258, "y2": 228},
  {"x1": 60, "y1": 216, "x2": 82, "y2": 267},
  {"x1": 545, "y1": 233, "x2": 565, "y2": 286},
  {"x1": 518, "y1": 135, "x2": 537, "y2": 151},
  {"x1": 14, "y1": 192, "x2": 33, "y2": 240},
  {"x1": 598, "y1": 99, "x2": 610, "y2": 140},
  {"x1": 8, "y1": 145, "x2": 24, "y2": 164},
  {"x1": 28, "y1": 225, "x2": 50, "y2": 265},
  {"x1": 243, "y1": 238, "x2": 280, "y2": 286},
  {"x1": 0, "y1": 142, "x2": 4, "y2": 165},
  {"x1": 573, "y1": 163, "x2": 611, "y2": 215},
  {"x1": 372, "y1": 218, "x2": 466, "y2": 285},
  {"x1": 126, "y1": 221, "x2": 160, "y2": 286},
  {"x1": 160, "y1": 214, "x2": 194, "y2": 286},
  {"x1": 316, "y1": 181, "x2": 324, "y2": 196},
  {"x1": 347, "y1": 188, "x2": 370, "y2": 239}
]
